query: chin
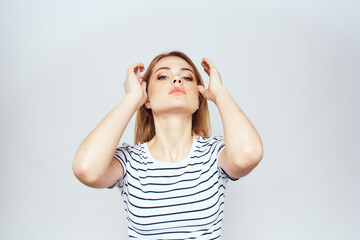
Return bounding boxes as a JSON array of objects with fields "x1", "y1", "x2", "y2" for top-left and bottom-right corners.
[{"x1": 152, "y1": 105, "x2": 198, "y2": 115}]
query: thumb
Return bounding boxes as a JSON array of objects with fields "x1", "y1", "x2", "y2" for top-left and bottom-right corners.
[
  {"x1": 198, "y1": 85, "x2": 206, "y2": 94},
  {"x1": 198, "y1": 85, "x2": 209, "y2": 100},
  {"x1": 141, "y1": 81, "x2": 147, "y2": 93}
]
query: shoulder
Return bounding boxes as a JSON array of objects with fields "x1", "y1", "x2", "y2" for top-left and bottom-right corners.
[
  {"x1": 117, "y1": 140, "x2": 144, "y2": 151},
  {"x1": 114, "y1": 140, "x2": 146, "y2": 161},
  {"x1": 195, "y1": 135, "x2": 225, "y2": 155},
  {"x1": 198, "y1": 135, "x2": 224, "y2": 145}
]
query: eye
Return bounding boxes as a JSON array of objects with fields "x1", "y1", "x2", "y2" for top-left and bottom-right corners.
[
  {"x1": 183, "y1": 76, "x2": 193, "y2": 81},
  {"x1": 157, "y1": 75, "x2": 167, "y2": 80}
]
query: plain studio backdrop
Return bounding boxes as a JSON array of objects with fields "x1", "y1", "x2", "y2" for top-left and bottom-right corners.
[{"x1": 1, "y1": 0, "x2": 359, "y2": 239}]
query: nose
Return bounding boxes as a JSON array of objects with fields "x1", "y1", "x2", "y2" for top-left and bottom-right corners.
[{"x1": 172, "y1": 76, "x2": 183, "y2": 85}]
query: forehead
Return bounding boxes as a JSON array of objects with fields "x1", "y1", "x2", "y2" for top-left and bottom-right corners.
[{"x1": 154, "y1": 56, "x2": 194, "y2": 71}]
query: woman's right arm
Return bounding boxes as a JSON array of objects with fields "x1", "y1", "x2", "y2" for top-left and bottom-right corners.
[{"x1": 72, "y1": 62, "x2": 146, "y2": 188}]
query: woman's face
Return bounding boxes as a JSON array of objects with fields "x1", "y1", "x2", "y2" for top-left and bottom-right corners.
[{"x1": 145, "y1": 56, "x2": 200, "y2": 115}]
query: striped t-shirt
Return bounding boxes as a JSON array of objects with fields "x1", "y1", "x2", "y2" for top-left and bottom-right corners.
[{"x1": 109, "y1": 135, "x2": 240, "y2": 239}]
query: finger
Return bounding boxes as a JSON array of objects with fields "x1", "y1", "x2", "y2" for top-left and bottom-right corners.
[
  {"x1": 134, "y1": 66, "x2": 145, "y2": 76},
  {"x1": 201, "y1": 60, "x2": 210, "y2": 73},
  {"x1": 202, "y1": 58, "x2": 219, "y2": 76},
  {"x1": 138, "y1": 65, "x2": 145, "y2": 72},
  {"x1": 202, "y1": 65, "x2": 210, "y2": 76},
  {"x1": 201, "y1": 63, "x2": 210, "y2": 72},
  {"x1": 142, "y1": 81, "x2": 148, "y2": 98},
  {"x1": 140, "y1": 74, "x2": 145, "y2": 79},
  {"x1": 201, "y1": 59, "x2": 210, "y2": 69},
  {"x1": 201, "y1": 58, "x2": 209, "y2": 67},
  {"x1": 202, "y1": 59, "x2": 218, "y2": 75},
  {"x1": 130, "y1": 62, "x2": 143, "y2": 69},
  {"x1": 135, "y1": 63, "x2": 145, "y2": 73},
  {"x1": 203, "y1": 57, "x2": 215, "y2": 68},
  {"x1": 204, "y1": 69, "x2": 210, "y2": 76},
  {"x1": 201, "y1": 60, "x2": 209, "y2": 68},
  {"x1": 129, "y1": 62, "x2": 144, "y2": 73}
]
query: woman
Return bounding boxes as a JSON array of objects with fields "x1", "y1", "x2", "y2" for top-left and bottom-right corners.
[{"x1": 72, "y1": 51, "x2": 263, "y2": 239}]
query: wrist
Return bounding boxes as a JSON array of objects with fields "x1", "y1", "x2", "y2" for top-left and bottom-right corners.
[
  {"x1": 213, "y1": 85, "x2": 228, "y2": 105},
  {"x1": 124, "y1": 93, "x2": 143, "y2": 110}
]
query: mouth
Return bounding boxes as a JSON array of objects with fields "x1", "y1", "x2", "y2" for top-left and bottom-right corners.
[
  {"x1": 169, "y1": 87, "x2": 186, "y2": 94},
  {"x1": 169, "y1": 90, "x2": 186, "y2": 94}
]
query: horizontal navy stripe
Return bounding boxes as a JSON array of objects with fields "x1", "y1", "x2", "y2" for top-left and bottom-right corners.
[
  {"x1": 125, "y1": 158, "x2": 216, "y2": 187},
  {"x1": 112, "y1": 135, "x2": 232, "y2": 239},
  {"x1": 126, "y1": 208, "x2": 224, "y2": 230},
  {"x1": 125, "y1": 193, "x2": 224, "y2": 218},
  {"x1": 126, "y1": 169, "x2": 218, "y2": 194},
  {"x1": 128, "y1": 220, "x2": 223, "y2": 237},
  {"x1": 124, "y1": 181, "x2": 225, "y2": 201},
  {"x1": 125, "y1": 189, "x2": 225, "y2": 210}
]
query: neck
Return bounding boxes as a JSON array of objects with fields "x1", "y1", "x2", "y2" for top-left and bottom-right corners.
[{"x1": 148, "y1": 113, "x2": 194, "y2": 163}]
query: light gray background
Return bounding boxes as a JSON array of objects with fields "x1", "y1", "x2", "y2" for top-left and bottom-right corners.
[{"x1": 1, "y1": 0, "x2": 359, "y2": 239}]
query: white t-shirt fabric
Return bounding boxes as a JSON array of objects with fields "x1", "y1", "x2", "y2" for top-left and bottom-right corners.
[{"x1": 108, "y1": 135, "x2": 240, "y2": 239}]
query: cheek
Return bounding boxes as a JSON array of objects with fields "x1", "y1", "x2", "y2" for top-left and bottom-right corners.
[
  {"x1": 190, "y1": 85, "x2": 199, "y2": 96},
  {"x1": 189, "y1": 87, "x2": 200, "y2": 103},
  {"x1": 148, "y1": 82, "x2": 165, "y2": 98}
]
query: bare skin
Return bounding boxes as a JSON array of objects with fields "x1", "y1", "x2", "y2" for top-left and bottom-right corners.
[{"x1": 144, "y1": 56, "x2": 199, "y2": 163}]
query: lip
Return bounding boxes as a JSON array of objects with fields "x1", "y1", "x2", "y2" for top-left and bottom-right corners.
[{"x1": 169, "y1": 87, "x2": 186, "y2": 94}]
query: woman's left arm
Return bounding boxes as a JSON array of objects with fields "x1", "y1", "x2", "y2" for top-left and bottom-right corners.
[{"x1": 198, "y1": 57, "x2": 263, "y2": 179}]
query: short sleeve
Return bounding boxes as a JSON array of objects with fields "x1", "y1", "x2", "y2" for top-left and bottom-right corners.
[
  {"x1": 214, "y1": 135, "x2": 240, "y2": 182},
  {"x1": 107, "y1": 143, "x2": 129, "y2": 189}
]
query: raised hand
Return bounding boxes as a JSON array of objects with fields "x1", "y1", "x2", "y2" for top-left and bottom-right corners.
[
  {"x1": 198, "y1": 57, "x2": 224, "y2": 104},
  {"x1": 123, "y1": 62, "x2": 147, "y2": 108}
]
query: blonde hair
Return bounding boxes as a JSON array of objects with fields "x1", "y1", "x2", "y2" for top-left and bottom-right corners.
[{"x1": 134, "y1": 51, "x2": 211, "y2": 145}]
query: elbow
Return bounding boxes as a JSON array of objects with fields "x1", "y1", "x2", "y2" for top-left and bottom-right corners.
[
  {"x1": 72, "y1": 158, "x2": 99, "y2": 186},
  {"x1": 231, "y1": 148, "x2": 263, "y2": 178},
  {"x1": 243, "y1": 143, "x2": 263, "y2": 166},
  {"x1": 246, "y1": 148, "x2": 263, "y2": 171},
  {"x1": 249, "y1": 147, "x2": 263, "y2": 165}
]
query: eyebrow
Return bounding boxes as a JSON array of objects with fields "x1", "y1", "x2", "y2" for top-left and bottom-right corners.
[{"x1": 154, "y1": 67, "x2": 195, "y2": 75}]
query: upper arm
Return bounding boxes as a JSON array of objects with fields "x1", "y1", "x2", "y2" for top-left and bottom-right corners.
[
  {"x1": 218, "y1": 148, "x2": 242, "y2": 180},
  {"x1": 218, "y1": 147, "x2": 260, "y2": 180},
  {"x1": 88, "y1": 157, "x2": 124, "y2": 189}
]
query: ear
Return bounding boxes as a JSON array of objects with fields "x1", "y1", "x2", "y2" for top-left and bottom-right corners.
[{"x1": 145, "y1": 98, "x2": 151, "y2": 109}]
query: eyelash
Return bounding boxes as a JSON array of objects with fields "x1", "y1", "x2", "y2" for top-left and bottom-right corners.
[{"x1": 157, "y1": 75, "x2": 193, "y2": 81}]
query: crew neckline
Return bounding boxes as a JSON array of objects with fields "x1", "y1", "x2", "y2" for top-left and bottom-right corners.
[{"x1": 144, "y1": 135, "x2": 199, "y2": 165}]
